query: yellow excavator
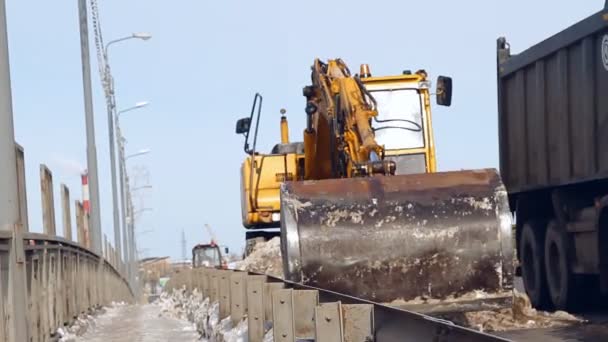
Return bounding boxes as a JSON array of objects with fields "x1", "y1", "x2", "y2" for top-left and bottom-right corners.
[{"x1": 236, "y1": 59, "x2": 513, "y2": 313}]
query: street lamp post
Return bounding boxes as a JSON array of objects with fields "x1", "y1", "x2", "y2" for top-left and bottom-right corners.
[
  {"x1": 122, "y1": 148, "x2": 150, "y2": 290},
  {"x1": 116, "y1": 101, "x2": 148, "y2": 275},
  {"x1": 103, "y1": 32, "x2": 150, "y2": 276}
]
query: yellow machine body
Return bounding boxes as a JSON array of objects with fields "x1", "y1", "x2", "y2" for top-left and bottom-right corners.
[
  {"x1": 239, "y1": 65, "x2": 437, "y2": 229},
  {"x1": 237, "y1": 60, "x2": 513, "y2": 313}
]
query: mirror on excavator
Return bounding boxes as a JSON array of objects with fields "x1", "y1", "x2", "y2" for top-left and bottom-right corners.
[
  {"x1": 436, "y1": 76, "x2": 453, "y2": 106},
  {"x1": 235, "y1": 117, "x2": 250, "y2": 134}
]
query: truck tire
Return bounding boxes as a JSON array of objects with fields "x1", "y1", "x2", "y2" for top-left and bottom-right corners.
[
  {"x1": 520, "y1": 220, "x2": 550, "y2": 308},
  {"x1": 544, "y1": 220, "x2": 576, "y2": 310}
]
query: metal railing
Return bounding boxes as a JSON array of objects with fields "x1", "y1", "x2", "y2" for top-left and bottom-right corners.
[
  {"x1": 165, "y1": 267, "x2": 509, "y2": 342},
  {"x1": 0, "y1": 2, "x2": 134, "y2": 341},
  {"x1": 0, "y1": 229, "x2": 132, "y2": 341}
]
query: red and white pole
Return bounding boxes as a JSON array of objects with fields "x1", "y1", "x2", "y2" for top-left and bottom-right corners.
[{"x1": 81, "y1": 171, "x2": 90, "y2": 214}]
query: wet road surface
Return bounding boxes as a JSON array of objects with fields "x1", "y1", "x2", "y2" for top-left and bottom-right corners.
[{"x1": 76, "y1": 304, "x2": 198, "y2": 341}]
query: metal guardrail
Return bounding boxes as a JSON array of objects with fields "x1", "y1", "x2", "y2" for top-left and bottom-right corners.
[
  {"x1": 0, "y1": 229, "x2": 132, "y2": 342},
  {"x1": 165, "y1": 267, "x2": 510, "y2": 342}
]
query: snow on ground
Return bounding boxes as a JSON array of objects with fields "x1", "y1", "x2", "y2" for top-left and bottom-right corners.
[
  {"x1": 234, "y1": 237, "x2": 283, "y2": 278},
  {"x1": 457, "y1": 290, "x2": 584, "y2": 332},
  {"x1": 157, "y1": 287, "x2": 255, "y2": 341},
  {"x1": 57, "y1": 302, "x2": 128, "y2": 341}
]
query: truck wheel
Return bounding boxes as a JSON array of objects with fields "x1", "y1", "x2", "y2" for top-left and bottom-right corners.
[
  {"x1": 520, "y1": 220, "x2": 550, "y2": 308},
  {"x1": 544, "y1": 220, "x2": 576, "y2": 310}
]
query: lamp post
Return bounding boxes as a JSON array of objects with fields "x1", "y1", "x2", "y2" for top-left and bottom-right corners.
[
  {"x1": 103, "y1": 32, "x2": 151, "y2": 275},
  {"x1": 122, "y1": 148, "x2": 150, "y2": 290},
  {"x1": 115, "y1": 101, "x2": 149, "y2": 277}
]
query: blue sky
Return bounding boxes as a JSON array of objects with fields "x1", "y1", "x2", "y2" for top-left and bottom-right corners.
[{"x1": 6, "y1": 1, "x2": 604, "y2": 259}]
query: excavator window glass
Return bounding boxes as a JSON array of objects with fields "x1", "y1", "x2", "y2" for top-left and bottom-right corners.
[
  {"x1": 193, "y1": 247, "x2": 220, "y2": 268},
  {"x1": 370, "y1": 88, "x2": 424, "y2": 150}
]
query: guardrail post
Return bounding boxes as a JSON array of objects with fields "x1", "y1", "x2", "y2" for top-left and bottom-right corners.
[
  {"x1": 342, "y1": 304, "x2": 374, "y2": 342},
  {"x1": 201, "y1": 269, "x2": 209, "y2": 298},
  {"x1": 210, "y1": 270, "x2": 219, "y2": 302},
  {"x1": 315, "y1": 302, "x2": 343, "y2": 342},
  {"x1": 40, "y1": 164, "x2": 56, "y2": 236},
  {"x1": 246, "y1": 275, "x2": 266, "y2": 342},
  {"x1": 41, "y1": 240, "x2": 50, "y2": 337},
  {"x1": 7, "y1": 227, "x2": 29, "y2": 342},
  {"x1": 219, "y1": 270, "x2": 232, "y2": 319},
  {"x1": 68, "y1": 252, "x2": 76, "y2": 323},
  {"x1": 75, "y1": 201, "x2": 85, "y2": 246},
  {"x1": 264, "y1": 282, "x2": 284, "y2": 324},
  {"x1": 293, "y1": 290, "x2": 319, "y2": 340},
  {"x1": 15, "y1": 143, "x2": 28, "y2": 232},
  {"x1": 230, "y1": 272, "x2": 247, "y2": 324},
  {"x1": 103, "y1": 234, "x2": 108, "y2": 260},
  {"x1": 61, "y1": 184, "x2": 72, "y2": 241},
  {"x1": 272, "y1": 289, "x2": 295, "y2": 342},
  {"x1": 28, "y1": 251, "x2": 40, "y2": 340}
]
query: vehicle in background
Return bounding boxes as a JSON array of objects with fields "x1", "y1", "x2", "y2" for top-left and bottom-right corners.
[
  {"x1": 192, "y1": 242, "x2": 228, "y2": 269},
  {"x1": 497, "y1": 2, "x2": 608, "y2": 310}
]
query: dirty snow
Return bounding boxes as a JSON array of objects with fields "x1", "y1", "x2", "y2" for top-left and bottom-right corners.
[
  {"x1": 459, "y1": 290, "x2": 584, "y2": 332},
  {"x1": 235, "y1": 237, "x2": 283, "y2": 278},
  {"x1": 57, "y1": 302, "x2": 129, "y2": 341},
  {"x1": 61, "y1": 301, "x2": 199, "y2": 342},
  {"x1": 157, "y1": 287, "x2": 257, "y2": 341}
]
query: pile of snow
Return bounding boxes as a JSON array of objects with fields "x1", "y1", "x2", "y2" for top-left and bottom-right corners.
[
  {"x1": 235, "y1": 237, "x2": 283, "y2": 278},
  {"x1": 460, "y1": 290, "x2": 584, "y2": 332},
  {"x1": 158, "y1": 287, "x2": 257, "y2": 341}
]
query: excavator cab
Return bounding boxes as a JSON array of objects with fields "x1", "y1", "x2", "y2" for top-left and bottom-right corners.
[
  {"x1": 358, "y1": 68, "x2": 451, "y2": 175},
  {"x1": 192, "y1": 243, "x2": 227, "y2": 269}
]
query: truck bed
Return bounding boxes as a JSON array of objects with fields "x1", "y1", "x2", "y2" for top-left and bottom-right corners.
[{"x1": 497, "y1": 5, "x2": 608, "y2": 194}]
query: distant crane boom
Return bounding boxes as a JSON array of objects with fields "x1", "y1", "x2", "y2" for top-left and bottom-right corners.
[{"x1": 204, "y1": 224, "x2": 217, "y2": 245}]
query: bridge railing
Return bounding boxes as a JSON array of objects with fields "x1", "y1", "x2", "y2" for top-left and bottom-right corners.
[{"x1": 0, "y1": 229, "x2": 132, "y2": 342}]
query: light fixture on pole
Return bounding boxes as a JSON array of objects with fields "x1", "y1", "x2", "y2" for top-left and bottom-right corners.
[
  {"x1": 105, "y1": 32, "x2": 152, "y2": 52},
  {"x1": 119, "y1": 101, "x2": 149, "y2": 116},
  {"x1": 131, "y1": 185, "x2": 153, "y2": 192},
  {"x1": 126, "y1": 149, "x2": 151, "y2": 160}
]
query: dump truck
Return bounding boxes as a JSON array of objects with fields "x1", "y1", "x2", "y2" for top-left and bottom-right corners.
[
  {"x1": 497, "y1": 2, "x2": 608, "y2": 310},
  {"x1": 237, "y1": 59, "x2": 514, "y2": 313}
]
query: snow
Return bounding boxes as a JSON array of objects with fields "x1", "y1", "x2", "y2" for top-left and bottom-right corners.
[
  {"x1": 157, "y1": 286, "x2": 265, "y2": 341},
  {"x1": 234, "y1": 237, "x2": 283, "y2": 278}
]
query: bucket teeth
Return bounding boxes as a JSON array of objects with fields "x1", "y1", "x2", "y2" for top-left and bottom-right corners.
[{"x1": 280, "y1": 168, "x2": 514, "y2": 313}]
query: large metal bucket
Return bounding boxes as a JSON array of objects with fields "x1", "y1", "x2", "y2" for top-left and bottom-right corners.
[{"x1": 280, "y1": 168, "x2": 514, "y2": 313}]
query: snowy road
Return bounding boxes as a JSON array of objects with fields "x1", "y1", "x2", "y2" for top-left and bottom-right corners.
[{"x1": 75, "y1": 304, "x2": 199, "y2": 341}]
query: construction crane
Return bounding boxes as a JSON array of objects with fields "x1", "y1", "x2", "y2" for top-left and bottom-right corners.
[
  {"x1": 204, "y1": 223, "x2": 218, "y2": 245},
  {"x1": 236, "y1": 59, "x2": 513, "y2": 313}
]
